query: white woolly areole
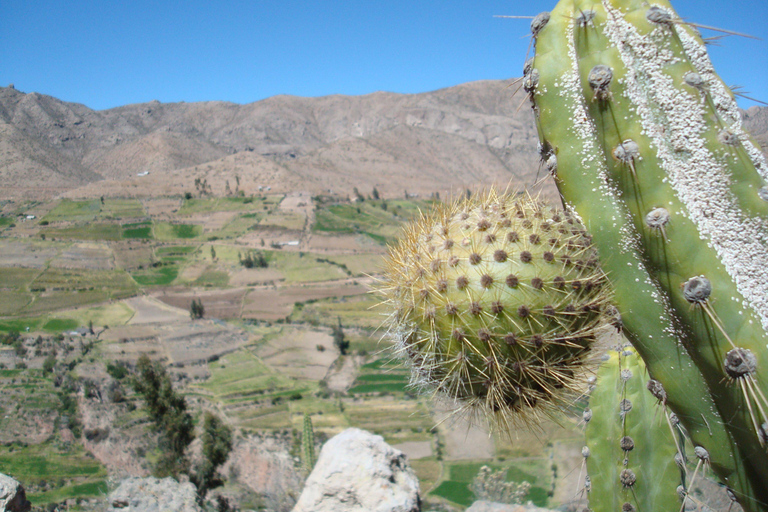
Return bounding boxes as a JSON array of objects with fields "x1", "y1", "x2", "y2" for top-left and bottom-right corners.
[{"x1": 601, "y1": 1, "x2": 768, "y2": 333}]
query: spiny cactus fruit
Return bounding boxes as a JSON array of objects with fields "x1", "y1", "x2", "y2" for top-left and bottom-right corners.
[
  {"x1": 527, "y1": 0, "x2": 768, "y2": 508},
  {"x1": 585, "y1": 344, "x2": 680, "y2": 512},
  {"x1": 379, "y1": 189, "x2": 612, "y2": 429}
]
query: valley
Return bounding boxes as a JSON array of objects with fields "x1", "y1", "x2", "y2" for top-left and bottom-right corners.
[{"x1": 0, "y1": 189, "x2": 587, "y2": 511}]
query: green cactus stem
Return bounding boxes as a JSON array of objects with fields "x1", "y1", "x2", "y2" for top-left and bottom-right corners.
[
  {"x1": 585, "y1": 344, "x2": 681, "y2": 512},
  {"x1": 302, "y1": 413, "x2": 316, "y2": 473},
  {"x1": 379, "y1": 189, "x2": 612, "y2": 430},
  {"x1": 529, "y1": 0, "x2": 768, "y2": 509}
]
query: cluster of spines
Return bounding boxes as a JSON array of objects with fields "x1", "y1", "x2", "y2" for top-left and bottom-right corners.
[
  {"x1": 527, "y1": 1, "x2": 768, "y2": 509},
  {"x1": 380, "y1": 189, "x2": 612, "y2": 430}
]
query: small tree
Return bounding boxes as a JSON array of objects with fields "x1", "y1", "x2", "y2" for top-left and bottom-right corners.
[
  {"x1": 332, "y1": 318, "x2": 349, "y2": 355},
  {"x1": 132, "y1": 354, "x2": 194, "y2": 477},
  {"x1": 371, "y1": 187, "x2": 380, "y2": 200},
  {"x1": 190, "y1": 299, "x2": 205, "y2": 319},
  {"x1": 192, "y1": 412, "x2": 233, "y2": 502}
]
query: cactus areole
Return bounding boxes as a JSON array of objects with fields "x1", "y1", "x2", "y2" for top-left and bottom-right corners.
[
  {"x1": 530, "y1": 0, "x2": 768, "y2": 508},
  {"x1": 379, "y1": 190, "x2": 611, "y2": 429}
]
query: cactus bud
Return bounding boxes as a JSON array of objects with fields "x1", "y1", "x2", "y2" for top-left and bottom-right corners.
[{"x1": 379, "y1": 190, "x2": 610, "y2": 428}]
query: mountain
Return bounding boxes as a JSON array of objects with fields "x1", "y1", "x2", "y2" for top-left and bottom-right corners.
[{"x1": 0, "y1": 82, "x2": 765, "y2": 201}]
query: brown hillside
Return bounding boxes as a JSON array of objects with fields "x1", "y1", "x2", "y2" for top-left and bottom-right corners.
[{"x1": 0, "y1": 80, "x2": 765, "y2": 201}]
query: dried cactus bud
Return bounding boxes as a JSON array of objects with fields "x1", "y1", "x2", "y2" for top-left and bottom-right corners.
[{"x1": 379, "y1": 189, "x2": 610, "y2": 428}]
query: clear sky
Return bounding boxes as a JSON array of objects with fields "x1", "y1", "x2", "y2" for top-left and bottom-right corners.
[{"x1": 1, "y1": 0, "x2": 766, "y2": 111}]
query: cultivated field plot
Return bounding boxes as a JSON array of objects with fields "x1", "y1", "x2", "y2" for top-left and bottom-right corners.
[
  {"x1": 313, "y1": 199, "x2": 434, "y2": 245},
  {"x1": 177, "y1": 196, "x2": 280, "y2": 216},
  {"x1": 158, "y1": 321, "x2": 250, "y2": 365},
  {"x1": 124, "y1": 296, "x2": 184, "y2": 324},
  {"x1": 141, "y1": 197, "x2": 182, "y2": 218},
  {"x1": 265, "y1": 252, "x2": 349, "y2": 283},
  {"x1": 344, "y1": 398, "x2": 433, "y2": 436},
  {"x1": 0, "y1": 291, "x2": 33, "y2": 316},
  {"x1": 292, "y1": 292, "x2": 383, "y2": 329},
  {"x1": 255, "y1": 327, "x2": 336, "y2": 381},
  {"x1": 241, "y1": 282, "x2": 368, "y2": 321},
  {"x1": 49, "y1": 242, "x2": 114, "y2": 270},
  {"x1": 111, "y1": 241, "x2": 155, "y2": 270},
  {"x1": 0, "y1": 266, "x2": 43, "y2": 289},
  {"x1": 259, "y1": 210, "x2": 305, "y2": 231},
  {"x1": 0, "y1": 442, "x2": 108, "y2": 507},
  {"x1": 42, "y1": 199, "x2": 102, "y2": 223},
  {"x1": 154, "y1": 222, "x2": 202, "y2": 240},
  {"x1": 30, "y1": 267, "x2": 137, "y2": 293},
  {"x1": 40, "y1": 223, "x2": 124, "y2": 241},
  {"x1": 192, "y1": 346, "x2": 304, "y2": 403},
  {"x1": 97, "y1": 198, "x2": 146, "y2": 220},
  {"x1": 0, "y1": 369, "x2": 59, "y2": 444},
  {"x1": 0, "y1": 239, "x2": 65, "y2": 269},
  {"x1": 157, "y1": 288, "x2": 247, "y2": 318}
]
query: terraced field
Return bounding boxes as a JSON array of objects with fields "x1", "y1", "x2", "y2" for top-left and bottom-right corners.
[{"x1": 0, "y1": 192, "x2": 586, "y2": 511}]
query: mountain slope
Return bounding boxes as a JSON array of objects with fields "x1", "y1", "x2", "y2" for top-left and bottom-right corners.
[{"x1": 0, "y1": 81, "x2": 764, "y2": 200}]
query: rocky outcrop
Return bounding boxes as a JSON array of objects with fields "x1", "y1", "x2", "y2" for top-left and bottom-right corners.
[
  {"x1": 292, "y1": 428, "x2": 420, "y2": 512},
  {"x1": 465, "y1": 502, "x2": 559, "y2": 512},
  {"x1": 107, "y1": 476, "x2": 201, "y2": 512},
  {"x1": 222, "y1": 432, "x2": 303, "y2": 512},
  {"x1": 0, "y1": 473, "x2": 31, "y2": 512}
]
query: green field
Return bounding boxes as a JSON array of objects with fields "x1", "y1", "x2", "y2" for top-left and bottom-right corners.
[
  {"x1": 267, "y1": 252, "x2": 348, "y2": 283},
  {"x1": 313, "y1": 199, "x2": 434, "y2": 245},
  {"x1": 99, "y1": 198, "x2": 145, "y2": 220},
  {"x1": 42, "y1": 318, "x2": 79, "y2": 332},
  {"x1": 42, "y1": 200, "x2": 102, "y2": 223},
  {"x1": 0, "y1": 442, "x2": 108, "y2": 506},
  {"x1": 155, "y1": 222, "x2": 202, "y2": 240},
  {"x1": 130, "y1": 265, "x2": 179, "y2": 286},
  {"x1": 121, "y1": 221, "x2": 153, "y2": 239},
  {"x1": 193, "y1": 348, "x2": 303, "y2": 402},
  {"x1": 177, "y1": 196, "x2": 272, "y2": 215},
  {"x1": 41, "y1": 223, "x2": 123, "y2": 241}
]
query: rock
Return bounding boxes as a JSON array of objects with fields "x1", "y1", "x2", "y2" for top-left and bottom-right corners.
[
  {"x1": 107, "y1": 476, "x2": 202, "y2": 512},
  {"x1": 292, "y1": 427, "x2": 420, "y2": 512},
  {"x1": 465, "y1": 502, "x2": 559, "y2": 512},
  {"x1": 222, "y1": 432, "x2": 303, "y2": 512},
  {"x1": 0, "y1": 473, "x2": 31, "y2": 512}
]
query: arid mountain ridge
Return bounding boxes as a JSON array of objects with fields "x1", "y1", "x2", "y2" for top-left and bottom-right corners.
[{"x1": 1, "y1": 80, "x2": 766, "y2": 200}]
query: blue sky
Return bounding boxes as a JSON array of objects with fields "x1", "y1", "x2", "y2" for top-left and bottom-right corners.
[{"x1": 1, "y1": 0, "x2": 766, "y2": 111}]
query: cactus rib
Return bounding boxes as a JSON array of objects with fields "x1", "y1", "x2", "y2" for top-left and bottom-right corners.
[{"x1": 530, "y1": 0, "x2": 768, "y2": 509}]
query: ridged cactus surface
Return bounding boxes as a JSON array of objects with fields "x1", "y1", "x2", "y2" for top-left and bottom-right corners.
[
  {"x1": 528, "y1": 0, "x2": 768, "y2": 508},
  {"x1": 302, "y1": 413, "x2": 316, "y2": 473},
  {"x1": 380, "y1": 190, "x2": 611, "y2": 428},
  {"x1": 585, "y1": 344, "x2": 680, "y2": 512}
]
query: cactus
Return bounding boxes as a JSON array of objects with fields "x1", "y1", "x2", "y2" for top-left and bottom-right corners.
[
  {"x1": 379, "y1": 189, "x2": 612, "y2": 429},
  {"x1": 584, "y1": 343, "x2": 681, "y2": 512},
  {"x1": 302, "y1": 413, "x2": 316, "y2": 473},
  {"x1": 526, "y1": 0, "x2": 768, "y2": 509}
]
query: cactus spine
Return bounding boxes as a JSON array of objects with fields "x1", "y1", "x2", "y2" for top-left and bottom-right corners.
[
  {"x1": 380, "y1": 190, "x2": 612, "y2": 429},
  {"x1": 585, "y1": 344, "x2": 680, "y2": 512},
  {"x1": 529, "y1": 0, "x2": 768, "y2": 508}
]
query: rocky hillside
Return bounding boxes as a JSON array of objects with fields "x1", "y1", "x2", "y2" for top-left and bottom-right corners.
[
  {"x1": 0, "y1": 80, "x2": 542, "y2": 200},
  {"x1": 1, "y1": 82, "x2": 765, "y2": 201}
]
